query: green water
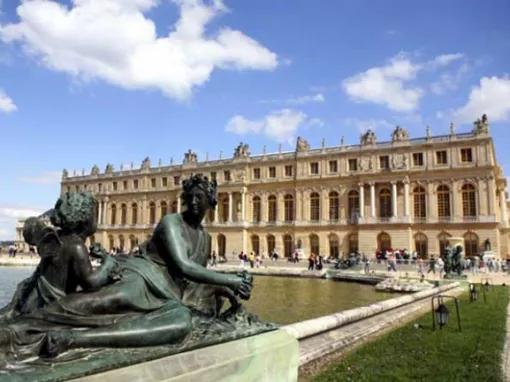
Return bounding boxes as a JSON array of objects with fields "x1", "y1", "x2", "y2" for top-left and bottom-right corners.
[
  {"x1": 0, "y1": 269, "x2": 392, "y2": 325},
  {"x1": 245, "y1": 276, "x2": 393, "y2": 324}
]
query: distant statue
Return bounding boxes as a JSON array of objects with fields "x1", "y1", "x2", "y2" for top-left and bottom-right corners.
[
  {"x1": 183, "y1": 149, "x2": 198, "y2": 164},
  {"x1": 391, "y1": 125, "x2": 409, "y2": 142},
  {"x1": 296, "y1": 136, "x2": 310, "y2": 152},
  {"x1": 473, "y1": 114, "x2": 489, "y2": 135},
  {"x1": 90, "y1": 165, "x2": 100, "y2": 176},
  {"x1": 443, "y1": 245, "x2": 464, "y2": 277},
  {"x1": 62, "y1": 169, "x2": 68, "y2": 179},
  {"x1": 233, "y1": 142, "x2": 250, "y2": 159},
  {"x1": 426, "y1": 126, "x2": 431, "y2": 138},
  {"x1": 141, "y1": 157, "x2": 151, "y2": 169},
  {"x1": 104, "y1": 163, "x2": 114, "y2": 174},
  {"x1": 484, "y1": 238, "x2": 491, "y2": 251},
  {"x1": 360, "y1": 129, "x2": 376, "y2": 145},
  {"x1": 340, "y1": 136, "x2": 345, "y2": 146},
  {"x1": 449, "y1": 122, "x2": 455, "y2": 135}
]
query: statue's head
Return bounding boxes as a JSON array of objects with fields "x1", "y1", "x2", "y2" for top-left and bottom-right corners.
[
  {"x1": 23, "y1": 217, "x2": 47, "y2": 245},
  {"x1": 181, "y1": 174, "x2": 217, "y2": 216},
  {"x1": 51, "y1": 192, "x2": 98, "y2": 236}
]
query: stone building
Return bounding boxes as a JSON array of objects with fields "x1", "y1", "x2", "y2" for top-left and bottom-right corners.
[{"x1": 57, "y1": 115, "x2": 510, "y2": 259}]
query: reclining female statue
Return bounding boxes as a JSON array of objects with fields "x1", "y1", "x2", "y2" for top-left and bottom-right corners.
[{"x1": 38, "y1": 174, "x2": 253, "y2": 356}]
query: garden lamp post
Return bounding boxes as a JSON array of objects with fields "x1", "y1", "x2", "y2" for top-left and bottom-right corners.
[
  {"x1": 469, "y1": 283, "x2": 478, "y2": 302},
  {"x1": 435, "y1": 303, "x2": 449, "y2": 328},
  {"x1": 431, "y1": 295, "x2": 461, "y2": 331}
]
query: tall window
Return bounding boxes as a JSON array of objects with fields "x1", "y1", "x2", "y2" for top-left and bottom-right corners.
[
  {"x1": 253, "y1": 168, "x2": 261, "y2": 179},
  {"x1": 461, "y1": 148, "x2": 473, "y2": 162},
  {"x1": 133, "y1": 179, "x2": 138, "y2": 189},
  {"x1": 464, "y1": 232, "x2": 479, "y2": 257},
  {"x1": 436, "y1": 150, "x2": 448, "y2": 165},
  {"x1": 329, "y1": 191, "x2": 339, "y2": 221},
  {"x1": 252, "y1": 196, "x2": 261, "y2": 223},
  {"x1": 284, "y1": 165, "x2": 293, "y2": 177},
  {"x1": 438, "y1": 232, "x2": 451, "y2": 257},
  {"x1": 379, "y1": 156, "x2": 389, "y2": 170},
  {"x1": 121, "y1": 204, "x2": 127, "y2": 225},
  {"x1": 224, "y1": 171, "x2": 231, "y2": 182},
  {"x1": 413, "y1": 152, "x2": 424, "y2": 166},
  {"x1": 348, "y1": 159, "x2": 357, "y2": 171},
  {"x1": 268, "y1": 195, "x2": 277, "y2": 223},
  {"x1": 310, "y1": 234, "x2": 320, "y2": 255},
  {"x1": 413, "y1": 186, "x2": 426, "y2": 219},
  {"x1": 217, "y1": 234, "x2": 226, "y2": 258},
  {"x1": 415, "y1": 233, "x2": 428, "y2": 258},
  {"x1": 161, "y1": 201, "x2": 168, "y2": 217},
  {"x1": 110, "y1": 204, "x2": 117, "y2": 225},
  {"x1": 284, "y1": 194, "x2": 294, "y2": 222},
  {"x1": 131, "y1": 203, "x2": 138, "y2": 225},
  {"x1": 378, "y1": 232, "x2": 391, "y2": 252},
  {"x1": 221, "y1": 196, "x2": 229, "y2": 222},
  {"x1": 251, "y1": 235, "x2": 260, "y2": 255},
  {"x1": 348, "y1": 190, "x2": 360, "y2": 220},
  {"x1": 283, "y1": 234, "x2": 293, "y2": 258},
  {"x1": 310, "y1": 192, "x2": 320, "y2": 221},
  {"x1": 171, "y1": 201, "x2": 178, "y2": 213},
  {"x1": 310, "y1": 162, "x2": 319, "y2": 175},
  {"x1": 348, "y1": 233, "x2": 358, "y2": 254},
  {"x1": 437, "y1": 185, "x2": 451, "y2": 219},
  {"x1": 149, "y1": 202, "x2": 156, "y2": 225},
  {"x1": 329, "y1": 234, "x2": 339, "y2": 258},
  {"x1": 462, "y1": 184, "x2": 477, "y2": 217},
  {"x1": 268, "y1": 167, "x2": 276, "y2": 178},
  {"x1": 267, "y1": 235, "x2": 275, "y2": 254},
  {"x1": 379, "y1": 189, "x2": 392, "y2": 218},
  {"x1": 329, "y1": 160, "x2": 338, "y2": 173}
]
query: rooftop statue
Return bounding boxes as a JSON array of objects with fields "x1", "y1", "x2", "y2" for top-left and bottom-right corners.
[
  {"x1": 91, "y1": 164, "x2": 100, "y2": 176},
  {"x1": 104, "y1": 163, "x2": 114, "y2": 174},
  {"x1": 183, "y1": 149, "x2": 198, "y2": 164},
  {"x1": 360, "y1": 129, "x2": 376, "y2": 146},
  {"x1": 61, "y1": 168, "x2": 68, "y2": 180},
  {"x1": 473, "y1": 114, "x2": 489, "y2": 135},
  {"x1": 296, "y1": 136, "x2": 310, "y2": 152},
  {"x1": 141, "y1": 156, "x2": 151, "y2": 169},
  {"x1": 391, "y1": 125, "x2": 409, "y2": 142},
  {"x1": 0, "y1": 176, "x2": 273, "y2": 378},
  {"x1": 233, "y1": 142, "x2": 250, "y2": 159}
]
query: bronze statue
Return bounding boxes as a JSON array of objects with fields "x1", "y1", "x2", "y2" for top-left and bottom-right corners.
[{"x1": 0, "y1": 175, "x2": 272, "y2": 375}]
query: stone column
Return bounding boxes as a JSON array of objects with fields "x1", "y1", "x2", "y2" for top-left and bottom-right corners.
[
  {"x1": 321, "y1": 188, "x2": 329, "y2": 221},
  {"x1": 370, "y1": 182, "x2": 376, "y2": 218},
  {"x1": 103, "y1": 198, "x2": 109, "y2": 225},
  {"x1": 427, "y1": 182, "x2": 436, "y2": 220},
  {"x1": 391, "y1": 181, "x2": 398, "y2": 217},
  {"x1": 277, "y1": 192, "x2": 284, "y2": 222},
  {"x1": 404, "y1": 180, "x2": 410, "y2": 217},
  {"x1": 214, "y1": 201, "x2": 219, "y2": 223},
  {"x1": 241, "y1": 188, "x2": 246, "y2": 223},
  {"x1": 487, "y1": 177, "x2": 496, "y2": 216},
  {"x1": 359, "y1": 183, "x2": 365, "y2": 218},
  {"x1": 500, "y1": 189, "x2": 508, "y2": 226},
  {"x1": 477, "y1": 178, "x2": 487, "y2": 216},
  {"x1": 97, "y1": 200, "x2": 103, "y2": 225},
  {"x1": 177, "y1": 196, "x2": 182, "y2": 213},
  {"x1": 451, "y1": 180, "x2": 459, "y2": 219},
  {"x1": 228, "y1": 192, "x2": 234, "y2": 222},
  {"x1": 295, "y1": 189, "x2": 303, "y2": 221}
]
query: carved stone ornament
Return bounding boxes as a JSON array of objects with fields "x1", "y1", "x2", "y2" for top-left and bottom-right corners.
[
  {"x1": 233, "y1": 142, "x2": 250, "y2": 159},
  {"x1": 61, "y1": 169, "x2": 68, "y2": 180},
  {"x1": 183, "y1": 150, "x2": 198, "y2": 164},
  {"x1": 391, "y1": 125, "x2": 409, "y2": 142},
  {"x1": 473, "y1": 114, "x2": 489, "y2": 135},
  {"x1": 91, "y1": 165, "x2": 100, "y2": 176},
  {"x1": 360, "y1": 129, "x2": 376, "y2": 145},
  {"x1": 141, "y1": 157, "x2": 151, "y2": 170},
  {"x1": 296, "y1": 136, "x2": 310, "y2": 152},
  {"x1": 357, "y1": 157, "x2": 373, "y2": 172},
  {"x1": 392, "y1": 154, "x2": 408, "y2": 169},
  {"x1": 104, "y1": 163, "x2": 114, "y2": 174}
]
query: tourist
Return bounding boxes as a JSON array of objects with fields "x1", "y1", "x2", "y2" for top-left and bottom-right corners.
[
  {"x1": 437, "y1": 257, "x2": 445, "y2": 279},
  {"x1": 248, "y1": 252, "x2": 255, "y2": 268},
  {"x1": 364, "y1": 257, "x2": 371, "y2": 274},
  {"x1": 238, "y1": 251, "x2": 245, "y2": 267},
  {"x1": 427, "y1": 256, "x2": 436, "y2": 275},
  {"x1": 417, "y1": 258, "x2": 425, "y2": 276},
  {"x1": 211, "y1": 250, "x2": 217, "y2": 267},
  {"x1": 271, "y1": 250, "x2": 278, "y2": 262},
  {"x1": 308, "y1": 253, "x2": 315, "y2": 271},
  {"x1": 255, "y1": 253, "x2": 262, "y2": 268},
  {"x1": 315, "y1": 254, "x2": 323, "y2": 271},
  {"x1": 387, "y1": 253, "x2": 397, "y2": 272}
]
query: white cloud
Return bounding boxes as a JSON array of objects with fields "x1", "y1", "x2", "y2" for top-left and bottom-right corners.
[
  {"x1": 343, "y1": 118, "x2": 393, "y2": 133},
  {"x1": 342, "y1": 52, "x2": 465, "y2": 112},
  {"x1": 342, "y1": 55, "x2": 423, "y2": 112},
  {"x1": 19, "y1": 171, "x2": 61, "y2": 185},
  {"x1": 1, "y1": 0, "x2": 277, "y2": 100},
  {"x1": 0, "y1": 89, "x2": 16, "y2": 113},
  {"x1": 226, "y1": 109, "x2": 309, "y2": 143},
  {"x1": 287, "y1": 93, "x2": 325, "y2": 105},
  {"x1": 430, "y1": 63, "x2": 470, "y2": 95},
  {"x1": 454, "y1": 76, "x2": 510, "y2": 123},
  {"x1": 0, "y1": 205, "x2": 45, "y2": 241}
]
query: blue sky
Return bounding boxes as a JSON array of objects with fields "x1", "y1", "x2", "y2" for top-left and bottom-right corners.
[{"x1": 0, "y1": 0, "x2": 509, "y2": 239}]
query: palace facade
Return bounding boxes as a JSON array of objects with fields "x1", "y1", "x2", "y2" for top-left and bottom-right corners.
[{"x1": 52, "y1": 115, "x2": 509, "y2": 259}]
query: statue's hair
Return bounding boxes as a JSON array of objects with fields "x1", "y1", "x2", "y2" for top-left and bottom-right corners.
[
  {"x1": 23, "y1": 217, "x2": 47, "y2": 245},
  {"x1": 51, "y1": 192, "x2": 97, "y2": 233},
  {"x1": 181, "y1": 174, "x2": 217, "y2": 208}
]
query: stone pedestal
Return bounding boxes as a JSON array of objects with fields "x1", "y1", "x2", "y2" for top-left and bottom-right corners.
[{"x1": 73, "y1": 330, "x2": 298, "y2": 382}]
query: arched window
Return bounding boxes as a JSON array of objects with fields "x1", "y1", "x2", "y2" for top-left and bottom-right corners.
[
  {"x1": 310, "y1": 192, "x2": 320, "y2": 221},
  {"x1": 415, "y1": 233, "x2": 428, "y2": 258},
  {"x1": 329, "y1": 191, "x2": 339, "y2": 221},
  {"x1": 284, "y1": 194, "x2": 294, "y2": 222},
  {"x1": 268, "y1": 195, "x2": 277, "y2": 223},
  {"x1": 110, "y1": 204, "x2": 117, "y2": 225},
  {"x1": 413, "y1": 186, "x2": 426, "y2": 219},
  {"x1": 437, "y1": 185, "x2": 451, "y2": 219},
  {"x1": 379, "y1": 189, "x2": 392, "y2": 218},
  {"x1": 329, "y1": 234, "x2": 339, "y2": 258},
  {"x1": 438, "y1": 232, "x2": 451, "y2": 257},
  {"x1": 310, "y1": 234, "x2": 320, "y2": 255},
  {"x1": 252, "y1": 196, "x2": 261, "y2": 223},
  {"x1": 120, "y1": 203, "x2": 127, "y2": 225},
  {"x1": 221, "y1": 196, "x2": 229, "y2": 222},
  {"x1": 267, "y1": 234, "x2": 275, "y2": 254},
  {"x1": 377, "y1": 232, "x2": 392, "y2": 252},
  {"x1": 348, "y1": 233, "x2": 358, "y2": 254},
  {"x1": 464, "y1": 232, "x2": 479, "y2": 257},
  {"x1": 348, "y1": 190, "x2": 360, "y2": 221},
  {"x1": 131, "y1": 203, "x2": 138, "y2": 225},
  {"x1": 149, "y1": 202, "x2": 156, "y2": 225},
  {"x1": 251, "y1": 235, "x2": 260, "y2": 255},
  {"x1": 119, "y1": 235, "x2": 125, "y2": 251},
  {"x1": 462, "y1": 184, "x2": 477, "y2": 217},
  {"x1": 283, "y1": 234, "x2": 293, "y2": 258},
  {"x1": 171, "y1": 200, "x2": 178, "y2": 213},
  {"x1": 108, "y1": 235, "x2": 114, "y2": 251},
  {"x1": 160, "y1": 201, "x2": 168, "y2": 217},
  {"x1": 129, "y1": 235, "x2": 138, "y2": 250},
  {"x1": 217, "y1": 234, "x2": 226, "y2": 258}
]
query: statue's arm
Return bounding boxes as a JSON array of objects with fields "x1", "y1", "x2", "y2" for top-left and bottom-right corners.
[
  {"x1": 70, "y1": 242, "x2": 116, "y2": 291},
  {"x1": 154, "y1": 216, "x2": 240, "y2": 290}
]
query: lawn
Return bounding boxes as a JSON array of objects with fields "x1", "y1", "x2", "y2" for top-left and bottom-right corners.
[{"x1": 314, "y1": 286, "x2": 509, "y2": 382}]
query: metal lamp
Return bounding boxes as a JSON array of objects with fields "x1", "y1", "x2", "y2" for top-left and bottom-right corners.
[
  {"x1": 431, "y1": 295, "x2": 461, "y2": 331},
  {"x1": 435, "y1": 303, "x2": 449, "y2": 328},
  {"x1": 469, "y1": 283, "x2": 478, "y2": 302}
]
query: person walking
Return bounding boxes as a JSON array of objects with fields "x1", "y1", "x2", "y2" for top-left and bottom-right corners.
[{"x1": 427, "y1": 256, "x2": 436, "y2": 275}]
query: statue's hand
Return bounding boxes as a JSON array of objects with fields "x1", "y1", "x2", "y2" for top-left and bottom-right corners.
[{"x1": 234, "y1": 271, "x2": 252, "y2": 300}]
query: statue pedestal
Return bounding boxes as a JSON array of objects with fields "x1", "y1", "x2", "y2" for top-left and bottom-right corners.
[{"x1": 73, "y1": 330, "x2": 298, "y2": 382}]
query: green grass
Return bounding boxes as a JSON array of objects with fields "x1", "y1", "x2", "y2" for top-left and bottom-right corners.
[{"x1": 314, "y1": 286, "x2": 509, "y2": 382}]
